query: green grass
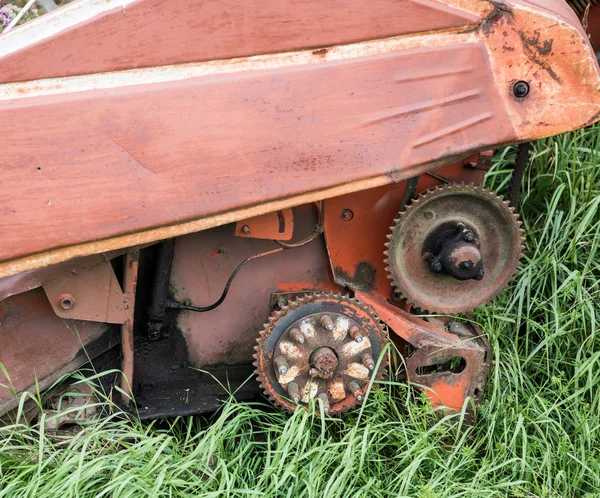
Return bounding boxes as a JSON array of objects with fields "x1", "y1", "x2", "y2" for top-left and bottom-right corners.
[{"x1": 3, "y1": 126, "x2": 600, "y2": 497}]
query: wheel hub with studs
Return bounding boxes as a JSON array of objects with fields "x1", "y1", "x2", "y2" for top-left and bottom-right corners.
[
  {"x1": 254, "y1": 293, "x2": 388, "y2": 415},
  {"x1": 384, "y1": 183, "x2": 524, "y2": 314}
]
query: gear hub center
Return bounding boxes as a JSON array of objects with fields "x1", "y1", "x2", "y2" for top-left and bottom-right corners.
[{"x1": 310, "y1": 347, "x2": 339, "y2": 379}]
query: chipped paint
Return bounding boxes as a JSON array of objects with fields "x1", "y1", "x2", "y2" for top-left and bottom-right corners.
[{"x1": 345, "y1": 363, "x2": 371, "y2": 380}]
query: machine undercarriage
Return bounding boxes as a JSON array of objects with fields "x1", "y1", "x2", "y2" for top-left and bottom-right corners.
[{"x1": 1, "y1": 0, "x2": 600, "y2": 424}]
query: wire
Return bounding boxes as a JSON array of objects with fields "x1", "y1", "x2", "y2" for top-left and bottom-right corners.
[
  {"x1": 166, "y1": 248, "x2": 284, "y2": 313},
  {"x1": 167, "y1": 202, "x2": 325, "y2": 313},
  {"x1": 276, "y1": 202, "x2": 324, "y2": 248}
]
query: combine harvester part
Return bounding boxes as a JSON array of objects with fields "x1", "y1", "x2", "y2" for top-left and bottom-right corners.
[{"x1": 0, "y1": 0, "x2": 599, "y2": 420}]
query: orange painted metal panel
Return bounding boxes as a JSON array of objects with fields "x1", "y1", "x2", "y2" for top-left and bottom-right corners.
[
  {"x1": 0, "y1": 0, "x2": 596, "y2": 278},
  {"x1": 0, "y1": 0, "x2": 484, "y2": 84},
  {"x1": 0, "y1": 42, "x2": 512, "y2": 263}
]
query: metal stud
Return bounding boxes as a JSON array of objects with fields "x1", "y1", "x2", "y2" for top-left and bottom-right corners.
[
  {"x1": 349, "y1": 326, "x2": 363, "y2": 343},
  {"x1": 274, "y1": 356, "x2": 289, "y2": 375},
  {"x1": 361, "y1": 354, "x2": 375, "y2": 371},
  {"x1": 320, "y1": 314, "x2": 334, "y2": 331},
  {"x1": 289, "y1": 328, "x2": 305, "y2": 344},
  {"x1": 317, "y1": 393, "x2": 330, "y2": 413},
  {"x1": 348, "y1": 382, "x2": 363, "y2": 401},
  {"x1": 287, "y1": 382, "x2": 300, "y2": 403}
]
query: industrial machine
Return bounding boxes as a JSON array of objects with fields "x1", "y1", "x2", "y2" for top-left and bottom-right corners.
[{"x1": 1, "y1": 0, "x2": 599, "y2": 421}]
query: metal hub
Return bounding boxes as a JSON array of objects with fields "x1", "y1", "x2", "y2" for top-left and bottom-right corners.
[
  {"x1": 385, "y1": 184, "x2": 524, "y2": 314},
  {"x1": 254, "y1": 293, "x2": 388, "y2": 414}
]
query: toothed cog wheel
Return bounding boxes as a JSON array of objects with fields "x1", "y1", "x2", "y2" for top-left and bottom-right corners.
[
  {"x1": 384, "y1": 184, "x2": 524, "y2": 314},
  {"x1": 254, "y1": 294, "x2": 388, "y2": 415}
]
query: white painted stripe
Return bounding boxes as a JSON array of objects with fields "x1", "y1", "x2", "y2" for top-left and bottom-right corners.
[
  {"x1": 0, "y1": 0, "x2": 137, "y2": 58},
  {"x1": 0, "y1": 30, "x2": 478, "y2": 102}
]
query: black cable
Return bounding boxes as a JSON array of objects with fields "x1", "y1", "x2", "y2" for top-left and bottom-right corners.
[
  {"x1": 508, "y1": 142, "x2": 532, "y2": 207},
  {"x1": 166, "y1": 248, "x2": 284, "y2": 313}
]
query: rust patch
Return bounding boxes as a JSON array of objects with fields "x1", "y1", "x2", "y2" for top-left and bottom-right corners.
[
  {"x1": 517, "y1": 30, "x2": 560, "y2": 82},
  {"x1": 334, "y1": 261, "x2": 376, "y2": 292},
  {"x1": 312, "y1": 48, "x2": 329, "y2": 56}
]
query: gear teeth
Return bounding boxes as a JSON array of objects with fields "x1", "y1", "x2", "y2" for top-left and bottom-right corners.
[
  {"x1": 384, "y1": 182, "x2": 525, "y2": 314},
  {"x1": 253, "y1": 292, "x2": 389, "y2": 415}
]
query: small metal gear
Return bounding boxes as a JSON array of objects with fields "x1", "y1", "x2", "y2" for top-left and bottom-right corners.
[
  {"x1": 384, "y1": 183, "x2": 524, "y2": 314},
  {"x1": 253, "y1": 293, "x2": 388, "y2": 415}
]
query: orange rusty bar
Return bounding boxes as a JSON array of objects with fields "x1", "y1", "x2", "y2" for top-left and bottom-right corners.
[{"x1": 120, "y1": 249, "x2": 139, "y2": 402}]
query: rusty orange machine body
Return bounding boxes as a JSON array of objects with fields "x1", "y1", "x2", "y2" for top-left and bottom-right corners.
[{"x1": 0, "y1": 0, "x2": 599, "y2": 420}]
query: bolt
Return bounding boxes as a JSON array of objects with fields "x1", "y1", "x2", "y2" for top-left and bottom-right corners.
[
  {"x1": 320, "y1": 314, "x2": 335, "y2": 331},
  {"x1": 287, "y1": 382, "x2": 300, "y2": 403},
  {"x1": 362, "y1": 354, "x2": 375, "y2": 371},
  {"x1": 431, "y1": 260, "x2": 443, "y2": 273},
  {"x1": 348, "y1": 382, "x2": 364, "y2": 401},
  {"x1": 341, "y1": 209, "x2": 354, "y2": 222},
  {"x1": 462, "y1": 230, "x2": 475, "y2": 242},
  {"x1": 289, "y1": 328, "x2": 305, "y2": 344},
  {"x1": 308, "y1": 368, "x2": 318, "y2": 378},
  {"x1": 317, "y1": 393, "x2": 330, "y2": 413},
  {"x1": 59, "y1": 294, "x2": 75, "y2": 310},
  {"x1": 183, "y1": 299, "x2": 192, "y2": 306},
  {"x1": 513, "y1": 81, "x2": 530, "y2": 99},
  {"x1": 349, "y1": 326, "x2": 363, "y2": 343},
  {"x1": 276, "y1": 297, "x2": 288, "y2": 309},
  {"x1": 475, "y1": 269, "x2": 485, "y2": 281},
  {"x1": 274, "y1": 357, "x2": 289, "y2": 375},
  {"x1": 241, "y1": 225, "x2": 251, "y2": 235},
  {"x1": 459, "y1": 260, "x2": 474, "y2": 270}
]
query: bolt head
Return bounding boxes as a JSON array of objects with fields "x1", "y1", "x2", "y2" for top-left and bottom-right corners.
[
  {"x1": 278, "y1": 366, "x2": 288, "y2": 375},
  {"x1": 59, "y1": 294, "x2": 75, "y2": 310},
  {"x1": 513, "y1": 81, "x2": 530, "y2": 99},
  {"x1": 297, "y1": 336, "x2": 305, "y2": 344},
  {"x1": 463, "y1": 230, "x2": 475, "y2": 242},
  {"x1": 475, "y1": 269, "x2": 485, "y2": 281},
  {"x1": 341, "y1": 209, "x2": 354, "y2": 222},
  {"x1": 357, "y1": 395, "x2": 363, "y2": 401},
  {"x1": 355, "y1": 336, "x2": 363, "y2": 343},
  {"x1": 431, "y1": 261, "x2": 443, "y2": 273}
]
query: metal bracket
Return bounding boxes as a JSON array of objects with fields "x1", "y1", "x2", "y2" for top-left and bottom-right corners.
[
  {"x1": 43, "y1": 261, "x2": 128, "y2": 324},
  {"x1": 236, "y1": 209, "x2": 294, "y2": 240}
]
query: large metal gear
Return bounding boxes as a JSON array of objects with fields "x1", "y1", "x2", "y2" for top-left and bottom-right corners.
[
  {"x1": 253, "y1": 293, "x2": 388, "y2": 415},
  {"x1": 384, "y1": 183, "x2": 524, "y2": 314}
]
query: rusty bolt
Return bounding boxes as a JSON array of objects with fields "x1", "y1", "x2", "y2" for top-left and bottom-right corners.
[
  {"x1": 289, "y1": 328, "x2": 305, "y2": 344},
  {"x1": 287, "y1": 382, "x2": 300, "y2": 403},
  {"x1": 475, "y1": 269, "x2": 485, "y2": 281},
  {"x1": 320, "y1": 314, "x2": 335, "y2": 332},
  {"x1": 59, "y1": 294, "x2": 75, "y2": 310},
  {"x1": 241, "y1": 225, "x2": 251, "y2": 235},
  {"x1": 274, "y1": 356, "x2": 289, "y2": 375},
  {"x1": 341, "y1": 209, "x2": 354, "y2": 222},
  {"x1": 349, "y1": 326, "x2": 363, "y2": 343},
  {"x1": 430, "y1": 260, "x2": 443, "y2": 273},
  {"x1": 317, "y1": 393, "x2": 330, "y2": 413},
  {"x1": 276, "y1": 297, "x2": 288, "y2": 309},
  {"x1": 361, "y1": 354, "x2": 375, "y2": 371},
  {"x1": 348, "y1": 382, "x2": 364, "y2": 401},
  {"x1": 462, "y1": 229, "x2": 475, "y2": 242}
]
